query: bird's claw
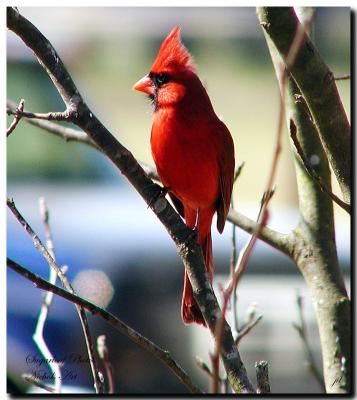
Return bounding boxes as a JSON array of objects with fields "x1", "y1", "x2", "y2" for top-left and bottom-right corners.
[{"x1": 184, "y1": 209, "x2": 199, "y2": 245}]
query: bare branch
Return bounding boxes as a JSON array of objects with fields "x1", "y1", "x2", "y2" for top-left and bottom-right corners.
[
  {"x1": 228, "y1": 210, "x2": 290, "y2": 259},
  {"x1": 230, "y1": 211, "x2": 239, "y2": 336},
  {"x1": 31, "y1": 197, "x2": 62, "y2": 393},
  {"x1": 97, "y1": 335, "x2": 114, "y2": 394},
  {"x1": 293, "y1": 292, "x2": 325, "y2": 392},
  {"x1": 7, "y1": 98, "x2": 24, "y2": 137},
  {"x1": 195, "y1": 356, "x2": 224, "y2": 383},
  {"x1": 236, "y1": 316, "x2": 263, "y2": 346},
  {"x1": 229, "y1": 161, "x2": 245, "y2": 336},
  {"x1": 7, "y1": 198, "x2": 103, "y2": 393},
  {"x1": 39, "y1": 197, "x2": 55, "y2": 258},
  {"x1": 289, "y1": 119, "x2": 350, "y2": 214},
  {"x1": 225, "y1": 193, "x2": 269, "y2": 295},
  {"x1": 257, "y1": 7, "x2": 351, "y2": 205},
  {"x1": 258, "y1": 6, "x2": 350, "y2": 393},
  {"x1": 334, "y1": 74, "x2": 350, "y2": 81},
  {"x1": 255, "y1": 361, "x2": 271, "y2": 393},
  {"x1": 210, "y1": 291, "x2": 229, "y2": 394},
  {"x1": 7, "y1": 99, "x2": 100, "y2": 150},
  {"x1": 22, "y1": 373, "x2": 56, "y2": 393},
  {"x1": 7, "y1": 108, "x2": 71, "y2": 121},
  {"x1": 233, "y1": 161, "x2": 245, "y2": 183},
  {"x1": 7, "y1": 257, "x2": 202, "y2": 394}
]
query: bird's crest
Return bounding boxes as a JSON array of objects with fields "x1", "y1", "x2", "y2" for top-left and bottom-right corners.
[{"x1": 151, "y1": 26, "x2": 196, "y2": 74}]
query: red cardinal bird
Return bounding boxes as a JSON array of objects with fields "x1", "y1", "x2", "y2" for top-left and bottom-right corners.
[{"x1": 133, "y1": 27, "x2": 235, "y2": 326}]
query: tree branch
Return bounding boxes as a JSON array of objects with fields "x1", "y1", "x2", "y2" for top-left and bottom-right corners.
[
  {"x1": 334, "y1": 74, "x2": 350, "y2": 81},
  {"x1": 229, "y1": 162, "x2": 245, "y2": 337},
  {"x1": 6, "y1": 98, "x2": 24, "y2": 137},
  {"x1": 289, "y1": 119, "x2": 350, "y2": 214},
  {"x1": 31, "y1": 197, "x2": 62, "y2": 393},
  {"x1": 255, "y1": 361, "x2": 271, "y2": 393},
  {"x1": 7, "y1": 108, "x2": 72, "y2": 121},
  {"x1": 7, "y1": 257, "x2": 202, "y2": 394},
  {"x1": 22, "y1": 373, "x2": 56, "y2": 393},
  {"x1": 7, "y1": 99, "x2": 100, "y2": 150},
  {"x1": 257, "y1": 7, "x2": 351, "y2": 205},
  {"x1": 195, "y1": 356, "x2": 224, "y2": 384},
  {"x1": 97, "y1": 335, "x2": 114, "y2": 394},
  {"x1": 293, "y1": 292, "x2": 325, "y2": 392},
  {"x1": 7, "y1": 7, "x2": 253, "y2": 392},
  {"x1": 7, "y1": 198, "x2": 103, "y2": 393},
  {"x1": 227, "y1": 209, "x2": 292, "y2": 257},
  {"x1": 236, "y1": 315, "x2": 263, "y2": 346},
  {"x1": 135, "y1": 161, "x2": 293, "y2": 258},
  {"x1": 258, "y1": 7, "x2": 351, "y2": 393}
]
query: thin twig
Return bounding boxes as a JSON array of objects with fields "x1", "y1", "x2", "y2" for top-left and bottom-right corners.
[
  {"x1": 289, "y1": 119, "x2": 350, "y2": 214},
  {"x1": 39, "y1": 197, "x2": 56, "y2": 258},
  {"x1": 233, "y1": 161, "x2": 245, "y2": 183},
  {"x1": 230, "y1": 161, "x2": 245, "y2": 336},
  {"x1": 22, "y1": 373, "x2": 56, "y2": 393},
  {"x1": 7, "y1": 98, "x2": 24, "y2": 137},
  {"x1": 31, "y1": 197, "x2": 62, "y2": 393},
  {"x1": 210, "y1": 286, "x2": 230, "y2": 394},
  {"x1": 195, "y1": 356, "x2": 224, "y2": 383},
  {"x1": 8, "y1": 108, "x2": 72, "y2": 121},
  {"x1": 225, "y1": 190, "x2": 271, "y2": 294},
  {"x1": 255, "y1": 361, "x2": 271, "y2": 393},
  {"x1": 236, "y1": 315, "x2": 263, "y2": 346},
  {"x1": 7, "y1": 99, "x2": 100, "y2": 150},
  {"x1": 196, "y1": 356, "x2": 225, "y2": 392},
  {"x1": 227, "y1": 188, "x2": 275, "y2": 295},
  {"x1": 97, "y1": 335, "x2": 114, "y2": 394},
  {"x1": 227, "y1": 209, "x2": 291, "y2": 256},
  {"x1": 7, "y1": 258, "x2": 202, "y2": 394},
  {"x1": 333, "y1": 74, "x2": 351, "y2": 81},
  {"x1": 7, "y1": 198, "x2": 103, "y2": 394},
  {"x1": 293, "y1": 292, "x2": 325, "y2": 392},
  {"x1": 230, "y1": 213, "x2": 239, "y2": 335}
]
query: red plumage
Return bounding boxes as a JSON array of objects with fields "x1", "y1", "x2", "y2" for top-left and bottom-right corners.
[{"x1": 133, "y1": 27, "x2": 235, "y2": 326}]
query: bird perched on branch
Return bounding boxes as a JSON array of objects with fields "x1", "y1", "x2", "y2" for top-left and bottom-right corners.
[{"x1": 133, "y1": 27, "x2": 235, "y2": 326}]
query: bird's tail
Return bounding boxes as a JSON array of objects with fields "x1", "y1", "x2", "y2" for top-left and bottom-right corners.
[{"x1": 181, "y1": 231, "x2": 213, "y2": 326}]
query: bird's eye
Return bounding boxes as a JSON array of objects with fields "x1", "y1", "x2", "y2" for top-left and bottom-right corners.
[{"x1": 154, "y1": 73, "x2": 170, "y2": 87}]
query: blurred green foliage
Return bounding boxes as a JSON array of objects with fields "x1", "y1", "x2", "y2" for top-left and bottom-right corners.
[{"x1": 7, "y1": 63, "x2": 111, "y2": 181}]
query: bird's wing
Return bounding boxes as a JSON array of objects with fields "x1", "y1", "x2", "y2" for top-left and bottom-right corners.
[{"x1": 216, "y1": 126, "x2": 235, "y2": 234}]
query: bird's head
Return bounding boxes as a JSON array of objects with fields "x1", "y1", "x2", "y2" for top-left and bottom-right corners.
[{"x1": 133, "y1": 26, "x2": 197, "y2": 110}]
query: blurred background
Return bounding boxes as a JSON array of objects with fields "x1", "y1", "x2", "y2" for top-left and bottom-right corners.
[{"x1": 7, "y1": 7, "x2": 350, "y2": 394}]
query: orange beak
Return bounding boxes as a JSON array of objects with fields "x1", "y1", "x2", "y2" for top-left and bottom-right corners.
[{"x1": 132, "y1": 75, "x2": 155, "y2": 95}]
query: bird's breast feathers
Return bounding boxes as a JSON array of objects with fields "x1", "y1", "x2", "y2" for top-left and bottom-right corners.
[{"x1": 151, "y1": 110, "x2": 222, "y2": 209}]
